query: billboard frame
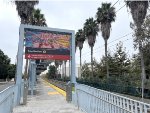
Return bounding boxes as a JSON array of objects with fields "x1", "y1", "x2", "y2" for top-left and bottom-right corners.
[{"x1": 15, "y1": 24, "x2": 76, "y2": 104}]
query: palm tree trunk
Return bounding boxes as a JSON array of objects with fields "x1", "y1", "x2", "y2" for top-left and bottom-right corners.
[
  {"x1": 105, "y1": 39, "x2": 109, "y2": 78},
  {"x1": 139, "y1": 42, "x2": 146, "y2": 100},
  {"x1": 91, "y1": 46, "x2": 94, "y2": 78},
  {"x1": 59, "y1": 65, "x2": 62, "y2": 78},
  {"x1": 65, "y1": 61, "x2": 66, "y2": 78},
  {"x1": 80, "y1": 49, "x2": 82, "y2": 78},
  {"x1": 80, "y1": 49, "x2": 82, "y2": 69},
  {"x1": 55, "y1": 67, "x2": 58, "y2": 79},
  {"x1": 24, "y1": 59, "x2": 29, "y2": 80}
]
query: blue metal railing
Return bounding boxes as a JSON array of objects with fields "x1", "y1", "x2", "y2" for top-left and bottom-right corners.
[
  {"x1": 0, "y1": 80, "x2": 25, "y2": 113},
  {"x1": 0, "y1": 85, "x2": 18, "y2": 113}
]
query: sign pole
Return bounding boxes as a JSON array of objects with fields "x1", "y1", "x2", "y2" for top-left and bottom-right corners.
[
  {"x1": 16, "y1": 24, "x2": 24, "y2": 105},
  {"x1": 71, "y1": 31, "x2": 76, "y2": 83}
]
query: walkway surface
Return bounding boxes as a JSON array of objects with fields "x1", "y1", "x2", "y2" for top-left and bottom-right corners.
[{"x1": 13, "y1": 78, "x2": 84, "y2": 113}]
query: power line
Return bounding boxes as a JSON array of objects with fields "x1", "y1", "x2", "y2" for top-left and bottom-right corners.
[
  {"x1": 108, "y1": 32, "x2": 132, "y2": 44},
  {"x1": 80, "y1": 38, "x2": 133, "y2": 59},
  {"x1": 116, "y1": 3, "x2": 126, "y2": 13},
  {"x1": 78, "y1": 32, "x2": 132, "y2": 56},
  {"x1": 112, "y1": 0, "x2": 120, "y2": 7}
]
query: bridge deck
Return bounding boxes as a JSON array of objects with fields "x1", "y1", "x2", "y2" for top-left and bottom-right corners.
[{"x1": 13, "y1": 78, "x2": 84, "y2": 113}]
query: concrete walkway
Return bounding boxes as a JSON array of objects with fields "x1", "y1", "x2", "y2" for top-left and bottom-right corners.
[{"x1": 13, "y1": 78, "x2": 84, "y2": 113}]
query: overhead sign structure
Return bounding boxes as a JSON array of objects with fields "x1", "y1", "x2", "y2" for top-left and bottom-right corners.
[
  {"x1": 24, "y1": 27, "x2": 71, "y2": 60},
  {"x1": 15, "y1": 24, "x2": 75, "y2": 105}
]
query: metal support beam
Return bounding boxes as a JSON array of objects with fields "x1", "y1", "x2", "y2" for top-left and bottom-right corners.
[
  {"x1": 71, "y1": 31, "x2": 76, "y2": 83},
  {"x1": 16, "y1": 24, "x2": 24, "y2": 105},
  {"x1": 29, "y1": 60, "x2": 36, "y2": 96}
]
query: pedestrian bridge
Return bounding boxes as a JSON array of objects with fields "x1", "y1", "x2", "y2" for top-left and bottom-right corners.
[
  {"x1": 13, "y1": 78, "x2": 83, "y2": 113},
  {"x1": 0, "y1": 77, "x2": 150, "y2": 113}
]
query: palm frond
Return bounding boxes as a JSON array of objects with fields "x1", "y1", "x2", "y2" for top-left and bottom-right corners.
[{"x1": 96, "y1": 2, "x2": 116, "y2": 24}]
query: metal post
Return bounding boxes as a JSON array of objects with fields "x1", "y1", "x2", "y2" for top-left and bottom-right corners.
[
  {"x1": 16, "y1": 24, "x2": 24, "y2": 105},
  {"x1": 71, "y1": 31, "x2": 76, "y2": 83},
  {"x1": 69, "y1": 60, "x2": 71, "y2": 79},
  {"x1": 28, "y1": 60, "x2": 31, "y2": 91},
  {"x1": 31, "y1": 61, "x2": 34, "y2": 95},
  {"x1": 23, "y1": 59, "x2": 29, "y2": 105},
  {"x1": 30, "y1": 60, "x2": 36, "y2": 96},
  {"x1": 28, "y1": 60, "x2": 33, "y2": 95},
  {"x1": 33, "y1": 61, "x2": 36, "y2": 86}
]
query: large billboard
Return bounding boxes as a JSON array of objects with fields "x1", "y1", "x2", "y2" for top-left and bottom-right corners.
[{"x1": 24, "y1": 28, "x2": 71, "y2": 60}]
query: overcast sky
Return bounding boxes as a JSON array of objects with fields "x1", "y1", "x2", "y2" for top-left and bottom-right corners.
[{"x1": 0, "y1": 0, "x2": 135, "y2": 67}]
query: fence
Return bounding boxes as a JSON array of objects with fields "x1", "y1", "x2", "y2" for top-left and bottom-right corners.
[
  {"x1": 0, "y1": 85, "x2": 18, "y2": 113},
  {"x1": 77, "y1": 80, "x2": 150, "y2": 99},
  {"x1": 47, "y1": 78, "x2": 150, "y2": 99},
  {"x1": 75, "y1": 83, "x2": 150, "y2": 113}
]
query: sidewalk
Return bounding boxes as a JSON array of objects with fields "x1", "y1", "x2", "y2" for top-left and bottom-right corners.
[{"x1": 13, "y1": 78, "x2": 84, "y2": 113}]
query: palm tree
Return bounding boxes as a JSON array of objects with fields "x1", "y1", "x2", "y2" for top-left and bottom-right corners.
[
  {"x1": 15, "y1": 1, "x2": 39, "y2": 24},
  {"x1": 54, "y1": 60, "x2": 59, "y2": 78},
  {"x1": 64, "y1": 60, "x2": 67, "y2": 79},
  {"x1": 96, "y1": 3, "x2": 116, "y2": 78},
  {"x1": 58, "y1": 60, "x2": 63, "y2": 78},
  {"x1": 75, "y1": 36, "x2": 78, "y2": 52},
  {"x1": 126, "y1": 1, "x2": 148, "y2": 99},
  {"x1": 84, "y1": 18, "x2": 99, "y2": 77},
  {"x1": 15, "y1": 1, "x2": 39, "y2": 81},
  {"x1": 75, "y1": 29, "x2": 86, "y2": 70},
  {"x1": 31, "y1": 8, "x2": 47, "y2": 26}
]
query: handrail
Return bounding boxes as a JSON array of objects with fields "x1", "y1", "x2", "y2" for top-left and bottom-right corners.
[
  {"x1": 0, "y1": 85, "x2": 14, "y2": 94},
  {"x1": 76, "y1": 83, "x2": 150, "y2": 113},
  {"x1": 77, "y1": 83, "x2": 150, "y2": 106},
  {"x1": 0, "y1": 84, "x2": 17, "y2": 113}
]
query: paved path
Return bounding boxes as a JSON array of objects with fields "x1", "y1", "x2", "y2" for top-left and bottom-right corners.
[{"x1": 13, "y1": 78, "x2": 84, "y2": 113}]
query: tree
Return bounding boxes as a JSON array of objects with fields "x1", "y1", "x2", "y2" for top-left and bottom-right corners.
[
  {"x1": 7, "y1": 64, "x2": 16, "y2": 80},
  {"x1": 0, "y1": 49, "x2": 10, "y2": 80},
  {"x1": 126, "y1": 1, "x2": 149, "y2": 99},
  {"x1": 84, "y1": 18, "x2": 99, "y2": 77},
  {"x1": 81, "y1": 62, "x2": 91, "y2": 80},
  {"x1": 15, "y1": 1, "x2": 39, "y2": 24},
  {"x1": 15, "y1": 1, "x2": 47, "y2": 81},
  {"x1": 48, "y1": 65, "x2": 56, "y2": 79},
  {"x1": 31, "y1": 8, "x2": 47, "y2": 26},
  {"x1": 140, "y1": 14, "x2": 150, "y2": 80},
  {"x1": 54, "y1": 60, "x2": 60, "y2": 78},
  {"x1": 98, "y1": 54, "x2": 112, "y2": 78},
  {"x1": 96, "y1": 3, "x2": 116, "y2": 78},
  {"x1": 75, "y1": 29, "x2": 86, "y2": 70},
  {"x1": 75, "y1": 37, "x2": 78, "y2": 52},
  {"x1": 15, "y1": 1, "x2": 39, "y2": 81},
  {"x1": 112, "y1": 42, "x2": 131, "y2": 77},
  {"x1": 64, "y1": 60, "x2": 67, "y2": 79}
]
